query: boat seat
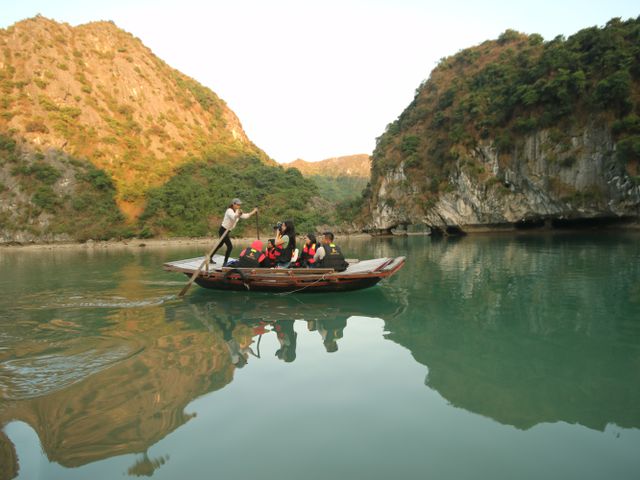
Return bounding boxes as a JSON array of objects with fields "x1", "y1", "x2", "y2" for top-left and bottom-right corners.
[{"x1": 221, "y1": 267, "x2": 336, "y2": 274}]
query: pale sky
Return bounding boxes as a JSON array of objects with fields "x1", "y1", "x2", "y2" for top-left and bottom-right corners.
[{"x1": 1, "y1": 0, "x2": 638, "y2": 163}]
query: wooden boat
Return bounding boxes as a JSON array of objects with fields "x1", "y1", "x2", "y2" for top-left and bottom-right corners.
[{"x1": 164, "y1": 255, "x2": 406, "y2": 293}]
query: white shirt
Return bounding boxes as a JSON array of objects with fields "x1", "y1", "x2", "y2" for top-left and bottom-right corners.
[
  {"x1": 313, "y1": 245, "x2": 326, "y2": 262},
  {"x1": 221, "y1": 207, "x2": 250, "y2": 230}
]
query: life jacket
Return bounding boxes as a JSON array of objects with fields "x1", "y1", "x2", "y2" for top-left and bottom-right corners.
[
  {"x1": 238, "y1": 247, "x2": 265, "y2": 268},
  {"x1": 298, "y1": 242, "x2": 317, "y2": 266},
  {"x1": 317, "y1": 243, "x2": 348, "y2": 272},
  {"x1": 262, "y1": 247, "x2": 277, "y2": 267},
  {"x1": 275, "y1": 237, "x2": 295, "y2": 263},
  {"x1": 267, "y1": 246, "x2": 279, "y2": 261}
]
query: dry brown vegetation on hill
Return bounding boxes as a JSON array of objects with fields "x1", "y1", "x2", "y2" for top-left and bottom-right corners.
[
  {"x1": 0, "y1": 16, "x2": 269, "y2": 218},
  {"x1": 287, "y1": 154, "x2": 370, "y2": 178}
]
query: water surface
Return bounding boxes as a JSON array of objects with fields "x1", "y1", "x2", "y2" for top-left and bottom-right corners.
[{"x1": 1, "y1": 234, "x2": 639, "y2": 479}]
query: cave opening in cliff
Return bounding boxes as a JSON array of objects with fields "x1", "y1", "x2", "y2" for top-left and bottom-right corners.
[
  {"x1": 550, "y1": 216, "x2": 637, "y2": 229},
  {"x1": 514, "y1": 218, "x2": 547, "y2": 230}
]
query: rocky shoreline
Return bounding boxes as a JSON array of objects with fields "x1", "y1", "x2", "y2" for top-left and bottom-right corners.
[
  {"x1": 0, "y1": 237, "x2": 216, "y2": 251},
  {"x1": 376, "y1": 216, "x2": 640, "y2": 236},
  {"x1": 0, "y1": 233, "x2": 373, "y2": 251}
]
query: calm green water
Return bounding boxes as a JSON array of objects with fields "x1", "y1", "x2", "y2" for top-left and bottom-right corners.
[{"x1": 1, "y1": 234, "x2": 639, "y2": 480}]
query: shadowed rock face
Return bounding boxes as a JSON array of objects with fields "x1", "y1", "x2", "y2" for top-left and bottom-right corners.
[{"x1": 372, "y1": 124, "x2": 640, "y2": 233}]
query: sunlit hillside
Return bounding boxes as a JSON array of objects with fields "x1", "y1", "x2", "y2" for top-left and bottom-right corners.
[
  {"x1": 0, "y1": 16, "x2": 270, "y2": 218},
  {"x1": 287, "y1": 154, "x2": 370, "y2": 178}
]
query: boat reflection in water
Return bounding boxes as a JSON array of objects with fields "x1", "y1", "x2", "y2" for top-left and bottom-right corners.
[
  {"x1": 0, "y1": 286, "x2": 406, "y2": 477},
  {"x1": 186, "y1": 286, "x2": 408, "y2": 365}
]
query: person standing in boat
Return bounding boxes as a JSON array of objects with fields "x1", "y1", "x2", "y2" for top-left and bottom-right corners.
[
  {"x1": 210, "y1": 198, "x2": 258, "y2": 266},
  {"x1": 214, "y1": 316, "x2": 255, "y2": 369},
  {"x1": 313, "y1": 232, "x2": 349, "y2": 272},
  {"x1": 273, "y1": 220, "x2": 296, "y2": 268}
]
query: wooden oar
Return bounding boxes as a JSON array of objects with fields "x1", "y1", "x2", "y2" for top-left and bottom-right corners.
[
  {"x1": 178, "y1": 228, "x2": 230, "y2": 297},
  {"x1": 256, "y1": 210, "x2": 260, "y2": 240}
]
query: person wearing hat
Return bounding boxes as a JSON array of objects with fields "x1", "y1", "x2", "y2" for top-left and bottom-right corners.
[{"x1": 210, "y1": 198, "x2": 258, "y2": 266}]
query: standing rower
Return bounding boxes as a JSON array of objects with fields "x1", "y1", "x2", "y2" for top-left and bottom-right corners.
[{"x1": 210, "y1": 198, "x2": 257, "y2": 266}]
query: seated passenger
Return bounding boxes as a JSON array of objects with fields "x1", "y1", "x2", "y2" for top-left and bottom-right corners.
[
  {"x1": 294, "y1": 233, "x2": 317, "y2": 268},
  {"x1": 313, "y1": 232, "x2": 349, "y2": 272},
  {"x1": 261, "y1": 238, "x2": 278, "y2": 267},
  {"x1": 273, "y1": 220, "x2": 296, "y2": 268},
  {"x1": 237, "y1": 240, "x2": 266, "y2": 268}
]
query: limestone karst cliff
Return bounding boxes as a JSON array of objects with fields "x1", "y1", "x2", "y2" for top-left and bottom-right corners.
[{"x1": 369, "y1": 18, "x2": 640, "y2": 234}]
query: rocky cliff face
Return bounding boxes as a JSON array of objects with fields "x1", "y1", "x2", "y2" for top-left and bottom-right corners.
[
  {"x1": 368, "y1": 19, "x2": 640, "y2": 234},
  {"x1": 372, "y1": 122, "x2": 640, "y2": 233}
]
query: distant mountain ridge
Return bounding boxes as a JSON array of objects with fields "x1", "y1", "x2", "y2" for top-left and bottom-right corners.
[
  {"x1": 0, "y1": 16, "x2": 269, "y2": 218},
  {"x1": 287, "y1": 154, "x2": 370, "y2": 178}
]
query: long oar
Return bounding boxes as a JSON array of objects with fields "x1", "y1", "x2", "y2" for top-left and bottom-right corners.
[
  {"x1": 256, "y1": 210, "x2": 260, "y2": 240},
  {"x1": 178, "y1": 228, "x2": 230, "y2": 298}
]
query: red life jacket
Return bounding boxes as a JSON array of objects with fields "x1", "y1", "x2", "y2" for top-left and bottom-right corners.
[
  {"x1": 262, "y1": 246, "x2": 278, "y2": 267},
  {"x1": 300, "y1": 242, "x2": 317, "y2": 265},
  {"x1": 268, "y1": 246, "x2": 279, "y2": 261}
]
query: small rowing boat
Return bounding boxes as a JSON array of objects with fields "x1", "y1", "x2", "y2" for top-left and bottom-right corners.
[{"x1": 164, "y1": 255, "x2": 406, "y2": 293}]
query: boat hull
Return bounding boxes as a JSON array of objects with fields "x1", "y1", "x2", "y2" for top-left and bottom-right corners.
[
  {"x1": 192, "y1": 273, "x2": 382, "y2": 293},
  {"x1": 164, "y1": 255, "x2": 406, "y2": 294}
]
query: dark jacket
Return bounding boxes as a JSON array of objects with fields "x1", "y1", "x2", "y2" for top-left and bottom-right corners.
[
  {"x1": 238, "y1": 247, "x2": 266, "y2": 268},
  {"x1": 317, "y1": 243, "x2": 348, "y2": 272}
]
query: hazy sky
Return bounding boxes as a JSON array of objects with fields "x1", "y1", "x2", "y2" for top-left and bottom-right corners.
[{"x1": 1, "y1": 1, "x2": 638, "y2": 163}]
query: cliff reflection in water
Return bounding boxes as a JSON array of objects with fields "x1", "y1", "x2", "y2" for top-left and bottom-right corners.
[
  {"x1": 0, "y1": 281, "x2": 405, "y2": 473},
  {"x1": 0, "y1": 308, "x2": 235, "y2": 469},
  {"x1": 384, "y1": 234, "x2": 640, "y2": 431}
]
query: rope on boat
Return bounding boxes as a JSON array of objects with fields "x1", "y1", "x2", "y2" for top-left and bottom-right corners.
[{"x1": 275, "y1": 273, "x2": 329, "y2": 296}]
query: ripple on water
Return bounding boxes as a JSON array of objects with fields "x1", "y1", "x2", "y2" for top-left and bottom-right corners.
[
  {"x1": 8, "y1": 291, "x2": 178, "y2": 311},
  {"x1": 58, "y1": 293, "x2": 178, "y2": 309},
  {"x1": 0, "y1": 342, "x2": 143, "y2": 401}
]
